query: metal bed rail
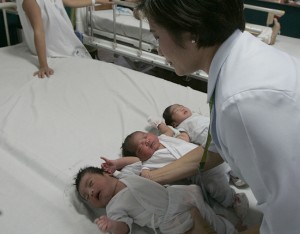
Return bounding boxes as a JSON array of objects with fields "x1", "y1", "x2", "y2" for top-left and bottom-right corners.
[
  {"x1": 83, "y1": 0, "x2": 208, "y2": 81},
  {"x1": 0, "y1": 1, "x2": 17, "y2": 46},
  {"x1": 82, "y1": 2, "x2": 285, "y2": 81}
]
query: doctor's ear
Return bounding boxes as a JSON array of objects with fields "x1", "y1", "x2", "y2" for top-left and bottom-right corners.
[{"x1": 190, "y1": 34, "x2": 197, "y2": 44}]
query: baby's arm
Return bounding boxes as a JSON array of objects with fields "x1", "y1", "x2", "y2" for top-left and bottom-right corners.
[
  {"x1": 95, "y1": 215, "x2": 129, "y2": 234},
  {"x1": 157, "y1": 122, "x2": 174, "y2": 137},
  {"x1": 158, "y1": 123, "x2": 191, "y2": 143},
  {"x1": 177, "y1": 131, "x2": 190, "y2": 142},
  {"x1": 140, "y1": 168, "x2": 152, "y2": 179},
  {"x1": 148, "y1": 116, "x2": 190, "y2": 141},
  {"x1": 101, "y1": 156, "x2": 140, "y2": 174},
  {"x1": 148, "y1": 116, "x2": 174, "y2": 136}
]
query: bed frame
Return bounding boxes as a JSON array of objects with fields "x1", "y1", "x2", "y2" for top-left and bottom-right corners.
[
  {"x1": 0, "y1": 1, "x2": 285, "y2": 82},
  {"x1": 79, "y1": 1, "x2": 285, "y2": 81}
]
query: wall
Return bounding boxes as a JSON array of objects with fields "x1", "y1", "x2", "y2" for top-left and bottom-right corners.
[{"x1": 0, "y1": 10, "x2": 20, "y2": 47}]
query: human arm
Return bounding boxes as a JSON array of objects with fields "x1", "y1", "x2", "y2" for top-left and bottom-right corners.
[
  {"x1": 202, "y1": 150, "x2": 224, "y2": 172},
  {"x1": 22, "y1": 0, "x2": 53, "y2": 78},
  {"x1": 140, "y1": 168, "x2": 151, "y2": 179},
  {"x1": 146, "y1": 146, "x2": 203, "y2": 185},
  {"x1": 94, "y1": 215, "x2": 129, "y2": 234},
  {"x1": 148, "y1": 116, "x2": 190, "y2": 141},
  {"x1": 62, "y1": 0, "x2": 112, "y2": 8},
  {"x1": 157, "y1": 122, "x2": 174, "y2": 136},
  {"x1": 177, "y1": 131, "x2": 190, "y2": 142},
  {"x1": 101, "y1": 156, "x2": 140, "y2": 174}
]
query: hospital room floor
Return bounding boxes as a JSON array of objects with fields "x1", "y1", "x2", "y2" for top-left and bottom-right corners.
[{"x1": 96, "y1": 48, "x2": 208, "y2": 93}]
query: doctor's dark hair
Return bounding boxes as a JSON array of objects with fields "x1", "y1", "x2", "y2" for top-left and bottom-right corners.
[{"x1": 137, "y1": 0, "x2": 245, "y2": 47}]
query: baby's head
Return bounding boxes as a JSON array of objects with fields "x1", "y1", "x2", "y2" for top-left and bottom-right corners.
[
  {"x1": 163, "y1": 104, "x2": 192, "y2": 127},
  {"x1": 74, "y1": 166, "x2": 116, "y2": 208},
  {"x1": 121, "y1": 131, "x2": 160, "y2": 161}
]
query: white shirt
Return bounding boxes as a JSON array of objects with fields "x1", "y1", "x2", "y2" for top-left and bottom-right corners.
[
  {"x1": 177, "y1": 113, "x2": 210, "y2": 147},
  {"x1": 107, "y1": 175, "x2": 236, "y2": 234},
  {"x1": 16, "y1": 0, "x2": 91, "y2": 58},
  {"x1": 142, "y1": 134, "x2": 198, "y2": 170},
  {"x1": 208, "y1": 30, "x2": 300, "y2": 234}
]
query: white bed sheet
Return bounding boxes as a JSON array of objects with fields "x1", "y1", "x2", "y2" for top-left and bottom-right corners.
[
  {"x1": 0, "y1": 43, "x2": 214, "y2": 234},
  {"x1": 8, "y1": 33, "x2": 300, "y2": 232}
]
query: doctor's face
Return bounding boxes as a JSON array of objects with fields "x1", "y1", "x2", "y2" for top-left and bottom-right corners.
[{"x1": 149, "y1": 19, "x2": 204, "y2": 76}]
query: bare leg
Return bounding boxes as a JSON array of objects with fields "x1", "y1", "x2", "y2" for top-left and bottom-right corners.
[
  {"x1": 185, "y1": 207, "x2": 217, "y2": 234},
  {"x1": 270, "y1": 18, "x2": 281, "y2": 45}
]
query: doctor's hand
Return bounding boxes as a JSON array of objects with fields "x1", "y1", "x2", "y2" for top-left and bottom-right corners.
[{"x1": 34, "y1": 66, "x2": 54, "y2": 78}]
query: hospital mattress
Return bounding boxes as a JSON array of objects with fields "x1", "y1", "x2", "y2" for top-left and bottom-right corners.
[{"x1": 0, "y1": 43, "x2": 263, "y2": 233}]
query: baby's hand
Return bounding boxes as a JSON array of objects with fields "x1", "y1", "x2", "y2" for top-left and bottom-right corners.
[
  {"x1": 147, "y1": 116, "x2": 165, "y2": 128},
  {"x1": 140, "y1": 169, "x2": 152, "y2": 180},
  {"x1": 100, "y1": 156, "x2": 117, "y2": 174},
  {"x1": 34, "y1": 66, "x2": 54, "y2": 78},
  {"x1": 94, "y1": 215, "x2": 114, "y2": 232}
]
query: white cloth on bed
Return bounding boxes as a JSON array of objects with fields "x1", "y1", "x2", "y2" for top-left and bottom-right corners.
[
  {"x1": 16, "y1": 0, "x2": 91, "y2": 58},
  {"x1": 176, "y1": 112, "x2": 210, "y2": 147},
  {"x1": 142, "y1": 135, "x2": 198, "y2": 169},
  {"x1": 107, "y1": 175, "x2": 237, "y2": 234},
  {"x1": 208, "y1": 29, "x2": 300, "y2": 234}
]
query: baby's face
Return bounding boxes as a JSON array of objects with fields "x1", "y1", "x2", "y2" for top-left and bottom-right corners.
[
  {"x1": 170, "y1": 104, "x2": 192, "y2": 127},
  {"x1": 78, "y1": 172, "x2": 116, "y2": 208},
  {"x1": 130, "y1": 131, "x2": 160, "y2": 161}
]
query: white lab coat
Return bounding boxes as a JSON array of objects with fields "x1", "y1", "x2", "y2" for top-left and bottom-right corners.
[
  {"x1": 208, "y1": 29, "x2": 300, "y2": 234},
  {"x1": 16, "y1": 0, "x2": 91, "y2": 58}
]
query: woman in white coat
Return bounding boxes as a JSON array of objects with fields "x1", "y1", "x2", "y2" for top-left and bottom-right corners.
[{"x1": 137, "y1": 0, "x2": 300, "y2": 233}]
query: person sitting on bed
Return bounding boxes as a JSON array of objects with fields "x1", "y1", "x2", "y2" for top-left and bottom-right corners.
[
  {"x1": 101, "y1": 130, "x2": 249, "y2": 224},
  {"x1": 16, "y1": 0, "x2": 111, "y2": 78},
  {"x1": 148, "y1": 103, "x2": 248, "y2": 189},
  {"x1": 74, "y1": 166, "x2": 238, "y2": 234}
]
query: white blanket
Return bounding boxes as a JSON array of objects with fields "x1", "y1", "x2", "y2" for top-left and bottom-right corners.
[{"x1": 0, "y1": 43, "x2": 211, "y2": 234}]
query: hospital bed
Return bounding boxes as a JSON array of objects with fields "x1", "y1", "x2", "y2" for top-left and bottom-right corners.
[
  {"x1": 0, "y1": 43, "x2": 265, "y2": 234},
  {"x1": 0, "y1": 41, "x2": 264, "y2": 234},
  {"x1": 76, "y1": 1, "x2": 286, "y2": 81},
  {"x1": 0, "y1": 1, "x2": 290, "y2": 80}
]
